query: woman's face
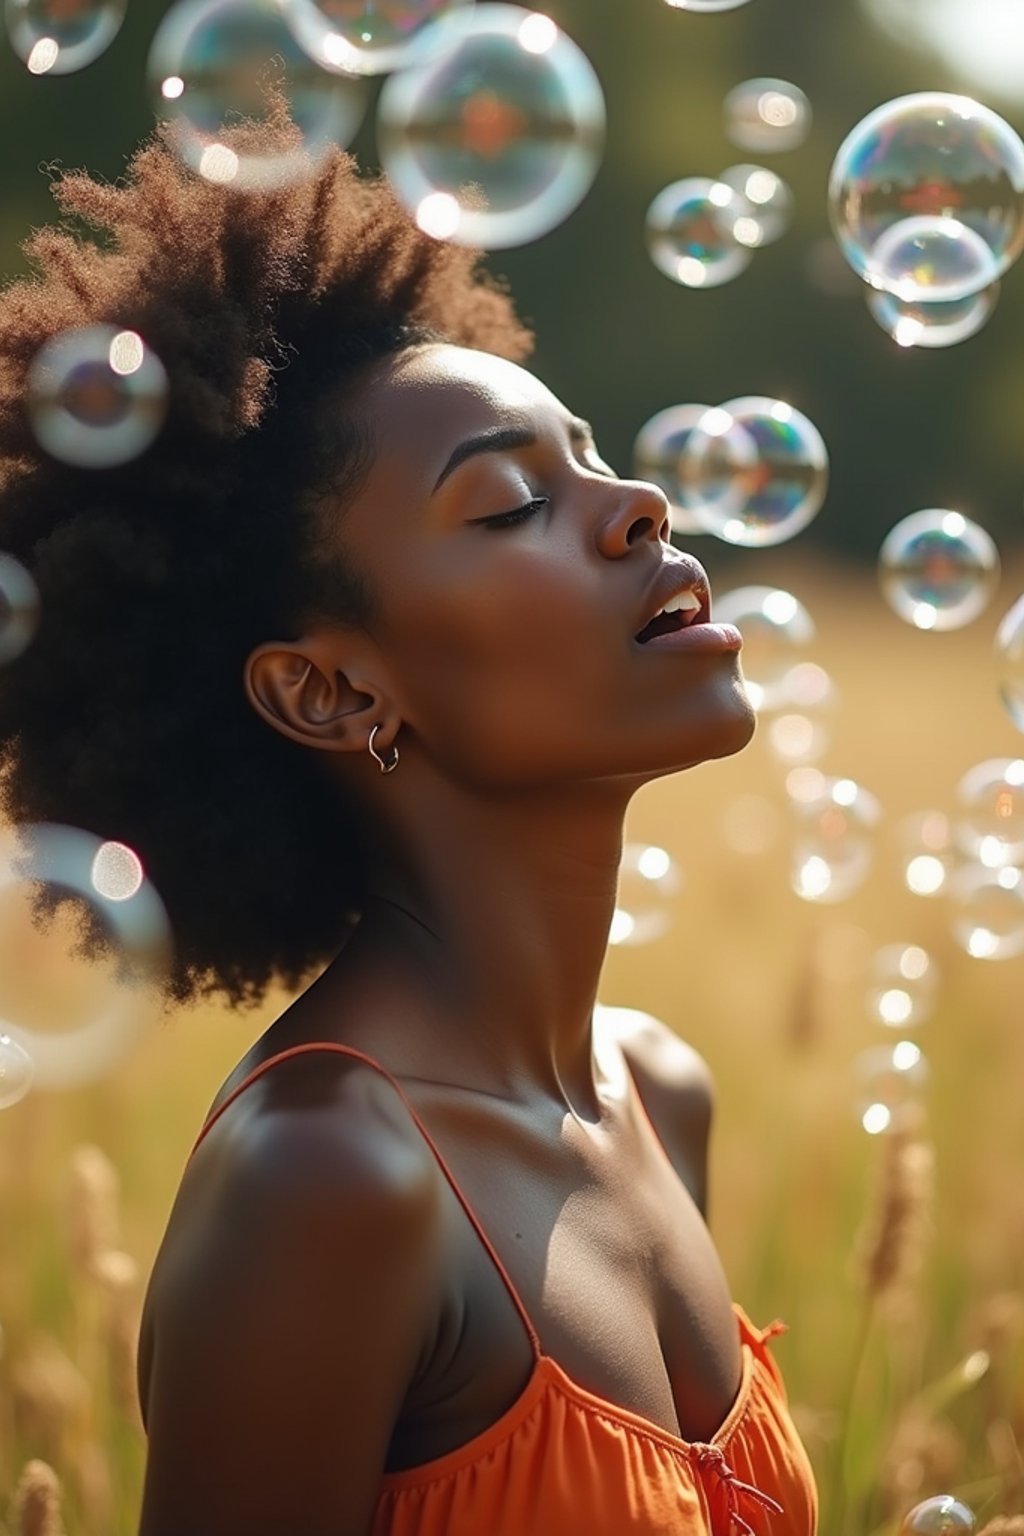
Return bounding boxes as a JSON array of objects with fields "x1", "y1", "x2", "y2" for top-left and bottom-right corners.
[{"x1": 325, "y1": 343, "x2": 755, "y2": 792}]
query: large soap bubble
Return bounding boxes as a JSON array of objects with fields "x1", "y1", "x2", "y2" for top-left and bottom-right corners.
[
  {"x1": 678, "y1": 397, "x2": 829, "y2": 546},
  {"x1": 5, "y1": 0, "x2": 125, "y2": 74},
  {"x1": 898, "y1": 1495, "x2": 976, "y2": 1535},
  {"x1": 283, "y1": 0, "x2": 471, "y2": 76},
  {"x1": 645, "y1": 177, "x2": 754, "y2": 288},
  {"x1": 829, "y1": 92, "x2": 1024, "y2": 300},
  {"x1": 866, "y1": 282, "x2": 999, "y2": 349},
  {"x1": 377, "y1": 5, "x2": 605, "y2": 249},
  {"x1": 878, "y1": 509, "x2": 1000, "y2": 630},
  {"x1": 712, "y1": 585, "x2": 814, "y2": 711},
  {"x1": 27, "y1": 327, "x2": 169, "y2": 470},
  {"x1": 724, "y1": 78, "x2": 811, "y2": 152},
  {"x1": 148, "y1": 0, "x2": 369, "y2": 192}
]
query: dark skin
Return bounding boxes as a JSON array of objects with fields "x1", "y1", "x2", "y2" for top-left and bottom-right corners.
[{"x1": 136, "y1": 344, "x2": 757, "y2": 1535}]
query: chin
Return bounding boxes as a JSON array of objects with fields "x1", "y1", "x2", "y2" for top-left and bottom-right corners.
[{"x1": 675, "y1": 677, "x2": 758, "y2": 769}]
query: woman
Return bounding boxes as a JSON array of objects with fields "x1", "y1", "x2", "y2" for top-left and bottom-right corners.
[{"x1": 0, "y1": 109, "x2": 818, "y2": 1535}]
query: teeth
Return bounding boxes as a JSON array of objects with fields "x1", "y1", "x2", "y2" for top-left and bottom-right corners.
[{"x1": 660, "y1": 589, "x2": 701, "y2": 617}]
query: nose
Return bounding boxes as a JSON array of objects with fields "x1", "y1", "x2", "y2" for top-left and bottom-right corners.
[{"x1": 594, "y1": 477, "x2": 672, "y2": 556}]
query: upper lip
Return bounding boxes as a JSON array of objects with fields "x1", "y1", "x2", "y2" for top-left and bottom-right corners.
[{"x1": 634, "y1": 555, "x2": 712, "y2": 639}]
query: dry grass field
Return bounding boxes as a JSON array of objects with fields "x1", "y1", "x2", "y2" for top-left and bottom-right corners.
[{"x1": 1, "y1": 550, "x2": 1022, "y2": 1536}]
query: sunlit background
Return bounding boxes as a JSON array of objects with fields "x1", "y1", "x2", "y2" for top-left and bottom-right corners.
[{"x1": 1, "y1": 2, "x2": 1023, "y2": 1534}]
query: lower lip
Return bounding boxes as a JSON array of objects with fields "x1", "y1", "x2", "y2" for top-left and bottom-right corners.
[{"x1": 634, "y1": 622, "x2": 743, "y2": 654}]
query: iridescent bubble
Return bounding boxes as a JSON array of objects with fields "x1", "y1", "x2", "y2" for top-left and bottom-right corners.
[
  {"x1": 282, "y1": 0, "x2": 471, "y2": 76},
  {"x1": 950, "y1": 863, "x2": 1024, "y2": 959},
  {"x1": 0, "y1": 554, "x2": 40, "y2": 667},
  {"x1": 718, "y1": 165, "x2": 793, "y2": 246},
  {"x1": 790, "y1": 775, "x2": 882, "y2": 903},
  {"x1": 854, "y1": 1039, "x2": 929, "y2": 1135},
  {"x1": 878, "y1": 510, "x2": 1000, "y2": 631},
  {"x1": 377, "y1": 5, "x2": 605, "y2": 249},
  {"x1": 0, "y1": 1032, "x2": 34, "y2": 1109},
  {"x1": 899, "y1": 1494, "x2": 977, "y2": 1534},
  {"x1": 0, "y1": 824, "x2": 171, "y2": 1090},
  {"x1": 679, "y1": 397, "x2": 829, "y2": 546},
  {"x1": 609, "y1": 843, "x2": 682, "y2": 946},
  {"x1": 898, "y1": 809, "x2": 957, "y2": 897},
  {"x1": 5, "y1": 0, "x2": 124, "y2": 73},
  {"x1": 632, "y1": 405, "x2": 713, "y2": 536},
  {"x1": 867, "y1": 943, "x2": 938, "y2": 1029},
  {"x1": 26, "y1": 326, "x2": 168, "y2": 470},
  {"x1": 148, "y1": 0, "x2": 368, "y2": 192},
  {"x1": 995, "y1": 592, "x2": 1024, "y2": 732},
  {"x1": 713, "y1": 587, "x2": 814, "y2": 711},
  {"x1": 867, "y1": 215, "x2": 999, "y2": 303},
  {"x1": 665, "y1": 0, "x2": 754, "y2": 10},
  {"x1": 724, "y1": 78, "x2": 811, "y2": 153},
  {"x1": 955, "y1": 757, "x2": 1024, "y2": 867},
  {"x1": 829, "y1": 93, "x2": 1024, "y2": 297},
  {"x1": 866, "y1": 281, "x2": 1000, "y2": 349},
  {"x1": 645, "y1": 177, "x2": 753, "y2": 288}
]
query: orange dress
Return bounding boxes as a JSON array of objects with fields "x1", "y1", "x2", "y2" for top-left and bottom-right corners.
[{"x1": 189, "y1": 1043, "x2": 820, "y2": 1535}]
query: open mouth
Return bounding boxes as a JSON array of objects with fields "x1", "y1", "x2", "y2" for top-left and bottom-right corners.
[{"x1": 634, "y1": 590, "x2": 703, "y2": 645}]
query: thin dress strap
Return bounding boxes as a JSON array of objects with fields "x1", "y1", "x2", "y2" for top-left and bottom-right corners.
[{"x1": 188, "y1": 1041, "x2": 544, "y2": 1361}]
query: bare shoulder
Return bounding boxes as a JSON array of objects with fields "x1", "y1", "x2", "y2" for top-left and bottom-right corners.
[{"x1": 597, "y1": 1002, "x2": 716, "y2": 1109}]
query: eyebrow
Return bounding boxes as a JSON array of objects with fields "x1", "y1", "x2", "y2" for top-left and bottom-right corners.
[{"x1": 431, "y1": 416, "x2": 595, "y2": 494}]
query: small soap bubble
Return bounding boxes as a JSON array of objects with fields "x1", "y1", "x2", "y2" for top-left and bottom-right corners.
[
  {"x1": 718, "y1": 164, "x2": 793, "y2": 246},
  {"x1": 148, "y1": 0, "x2": 368, "y2": 192},
  {"x1": 609, "y1": 843, "x2": 682, "y2": 946},
  {"x1": 633, "y1": 405, "x2": 713, "y2": 536},
  {"x1": 854, "y1": 1040, "x2": 929, "y2": 1135},
  {"x1": 27, "y1": 326, "x2": 168, "y2": 470},
  {"x1": 867, "y1": 943, "x2": 938, "y2": 1029},
  {"x1": 665, "y1": 0, "x2": 754, "y2": 10},
  {"x1": 866, "y1": 282, "x2": 999, "y2": 349},
  {"x1": 899, "y1": 1494, "x2": 977, "y2": 1534},
  {"x1": 766, "y1": 712, "x2": 829, "y2": 768},
  {"x1": 724, "y1": 78, "x2": 811, "y2": 153},
  {"x1": 0, "y1": 553, "x2": 40, "y2": 667},
  {"x1": 713, "y1": 586, "x2": 814, "y2": 711},
  {"x1": 955, "y1": 757, "x2": 1024, "y2": 867},
  {"x1": 645, "y1": 177, "x2": 753, "y2": 288},
  {"x1": 829, "y1": 93, "x2": 1024, "y2": 297},
  {"x1": 878, "y1": 510, "x2": 1000, "y2": 631},
  {"x1": 0, "y1": 1032, "x2": 34, "y2": 1110},
  {"x1": 950, "y1": 863, "x2": 1024, "y2": 960},
  {"x1": 678, "y1": 397, "x2": 829, "y2": 546},
  {"x1": 790, "y1": 776, "x2": 882, "y2": 904},
  {"x1": 5, "y1": 0, "x2": 125, "y2": 75},
  {"x1": 898, "y1": 809, "x2": 956, "y2": 897},
  {"x1": 377, "y1": 4, "x2": 605, "y2": 249},
  {"x1": 995, "y1": 593, "x2": 1024, "y2": 732},
  {"x1": 283, "y1": 0, "x2": 471, "y2": 76}
]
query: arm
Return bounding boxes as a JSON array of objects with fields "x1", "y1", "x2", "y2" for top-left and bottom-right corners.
[{"x1": 137, "y1": 1078, "x2": 444, "y2": 1536}]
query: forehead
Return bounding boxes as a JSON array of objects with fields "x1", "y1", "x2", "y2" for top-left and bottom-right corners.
[{"x1": 361, "y1": 344, "x2": 568, "y2": 444}]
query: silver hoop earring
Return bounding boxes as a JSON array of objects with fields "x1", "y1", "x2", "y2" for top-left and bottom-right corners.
[{"x1": 368, "y1": 724, "x2": 399, "y2": 774}]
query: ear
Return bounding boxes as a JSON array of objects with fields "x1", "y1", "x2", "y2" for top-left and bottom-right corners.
[{"x1": 243, "y1": 637, "x2": 395, "y2": 754}]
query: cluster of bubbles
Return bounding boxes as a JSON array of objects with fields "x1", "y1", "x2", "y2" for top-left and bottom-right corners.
[
  {"x1": 645, "y1": 77, "x2": 806, "y2": 291},
  {"x1": 829, "y1": 92, "x2": 1024, "y2": 347}
]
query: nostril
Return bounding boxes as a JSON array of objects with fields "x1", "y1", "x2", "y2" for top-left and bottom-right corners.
[{"x1": 626, "y1": 515, "x2": 660, "y2": 545}]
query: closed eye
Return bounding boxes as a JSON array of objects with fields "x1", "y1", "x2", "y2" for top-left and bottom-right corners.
[{"x1": 479, "y1": 496, "x2": 550, "y2": 531}]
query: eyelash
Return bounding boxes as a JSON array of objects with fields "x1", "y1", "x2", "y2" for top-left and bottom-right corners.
[{"x1": 481, "y1": 495, "x2": 550, "y2": 531}]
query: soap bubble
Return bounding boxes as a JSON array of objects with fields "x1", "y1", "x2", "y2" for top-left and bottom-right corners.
[
  {"x1": 632, "y1": 405, "x2": 712, "y2": 536},
  {"x1": 645, "y1": 177, "x2": 754, "y2": 288},
  {"x1": 950, "y1": 863, "x2": 1024, "y2": 960},
  {"x1": 717, "y1": 164, "x2": 793, "y2": 245},
  {"x1": 867, "y1": 943, "x2": 938, "y2": 1028},
  {"x1": 678, "y1": 397, "x2": 829, "y2": 546},
  {"x1": 665, "y1": 0, "x2": 754, "y2": 10},
  {"x1": 899, "y1": 1495, "x2": 976, "y2": 1535},
  {"x1": 854, "y1": 1039, "x2": 929, "y2": 1135},
  {"x1": 148, "y1": 0, "x2": 368, "y2": 192},
  {"x1": 27, "y1": 326, "x2": 168, "y2": 470},
  {"x1": 0, "y1": 554, "x2": 40, "y2": 667},
  {"x1": 790, "y1": 775, "x2": 882, "y2": 903},
  {"x1": 724, "y1": 78, "x2": 811, "y2": 153},
  {"x1": 765, "y1": 661, "x2": 837, "y2": 762},
  {"x1": 377, "y1": 5, "x2": 605, "y2": 249},
  {"x1": 955, "y1": 757, "x2": 1024, "y2": 867},
  {"x1": 609, "y1": 843, "x2": 682, "y2": 946},
  {"x1": 897, "y1": 809, "x2": 957, "y2": 897},
  {"x1": 829, "y1": 93, "x2": 1024, "y2": 297},
  {"x1": 713, "y1": 587, "x2": 814, "y2": 711},
  {"x1": 765, "y1": 712, "x2": 830, "y2": 767},
  {"x1": 995, "y1": 593, "x2": 1024, "y2": 732},
  {"x1": 282, "y1": 0, "x2": 471, "y2": 76},
  {"x1": 866, "y1": 281, "x2": 1000, "y2": 349},
  {"x1": 878, "y1": 510, "x2": 1000, "y2": 631},
  {"x1": 5, "y1": 0, "x2": 125, "y2": 74},
  {"x1": 0, "y1": 1032, "x2": 33, "y2": 1109},
  {"x1": 0, "y1": 824, "x2": 171, "y2": 1090}
]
